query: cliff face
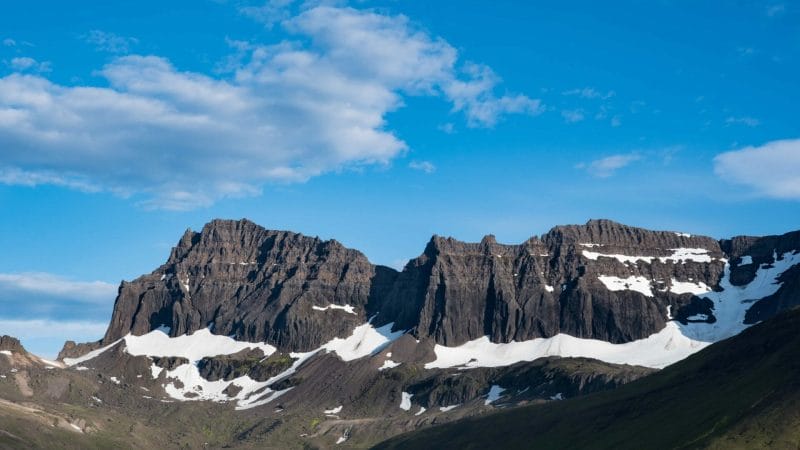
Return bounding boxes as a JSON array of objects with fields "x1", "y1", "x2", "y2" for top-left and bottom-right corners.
[
  {"x1": 103, "y1": 219, "x2": 387, "y2": 351},
  {"x1": 378, "y1": 219, "x2": 728, "y2": 345},
  {"x1": 94, "y1": 218, "x2": 800, "y2": 352}
]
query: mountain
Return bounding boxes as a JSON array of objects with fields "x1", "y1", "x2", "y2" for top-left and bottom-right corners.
[
  {"x1": 2, "y1": 218, "x2": 800, "y2": 448},
  {"x1": 374, "y1": 306, "x2": 800, "y2": 450}
]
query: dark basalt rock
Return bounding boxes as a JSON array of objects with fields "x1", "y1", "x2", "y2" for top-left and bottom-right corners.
[
  {"x1": 152, "y1": 356, "x2": 190, "y2": 371},
  {"x1": 57, "y1": 340, "x2": 103, "y2": 360},
  {"x1": 102, "y1": 219, "x2": 382, "y2": 352},
  {"x1": 197, "y1": 349, "x2": 296, "y2": 382},
  {"x1": 73, "y1": 218, "x2": 800, "y2": 358},
  {"x1": 0, "y1": 335, "x2": 25, "y2": 353}
]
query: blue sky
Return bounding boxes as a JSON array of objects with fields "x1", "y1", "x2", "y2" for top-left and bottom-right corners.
[{"x1": 1, "y1": 0, "x2": 798, "y2": 357}]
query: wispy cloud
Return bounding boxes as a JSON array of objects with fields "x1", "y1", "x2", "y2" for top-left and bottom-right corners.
[
  {"x1": 725, "y1": 116, "x2": 760, "y2": 127},
  {"x1": 409, "y1": 160, "x2": 436, "y2": 173},
  {"x1": 6, "y1": 56, "x2": 51, "y2": 73},
  {"x1": 0, "y1": 5, "x2": 541, "y2": 210},
  {"x1": 563, "y1": 87, "x2": 615, "y2": 100},
  {"x1": 2, "y1": 38, "x2": 15, "y2": 47},
  {"x1": 578, "y1": 153, "x2": 641, "y2": 178},
  {"x1": 0, "y1": 272, "x2": 117, "y2": 304},
  {"x1": 239, "y1": 0, "x2": 295, "y2": 28},
  {"x1": 83, "y1": 30, "x2": 139, "y2": 54},
  {"x1": 714, "y1": 138, "x2": 800, "y2": 200},
  {"x1": 561, "y1": 109, "x2": 585, "y2": 123}
]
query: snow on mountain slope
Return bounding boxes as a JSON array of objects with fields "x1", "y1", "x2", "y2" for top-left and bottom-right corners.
[
  {"x1": 426, "y1": 250, "x2": 800, "y2": 369},
  {"x1": 62, "y1": 321, "x2": 404, "y2": 409}
]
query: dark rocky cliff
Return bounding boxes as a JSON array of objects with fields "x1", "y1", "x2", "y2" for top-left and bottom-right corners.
[{"x1": 83, "y1": 218, "x2": 800, "y2": 353}]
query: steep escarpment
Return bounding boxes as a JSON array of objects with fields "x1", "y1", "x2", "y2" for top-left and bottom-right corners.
[
  {"x1": 85, "y1": 218, "x2": 800, "y2": 355},
  {"x1": 378, "y1": 219, "x2": 729, "y2": 346},
  {"x1": 102, "y1": 219, "x2": 389, "y2": 351}
]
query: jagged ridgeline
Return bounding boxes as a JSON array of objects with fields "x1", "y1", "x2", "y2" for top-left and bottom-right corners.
[{"x1": 45, "y1": 218, "x2": 800, "y2": 443}]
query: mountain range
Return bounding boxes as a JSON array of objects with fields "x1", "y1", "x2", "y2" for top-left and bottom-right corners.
[{"x1": 2, "y1": 218, "x2": 800, "y2": 449}]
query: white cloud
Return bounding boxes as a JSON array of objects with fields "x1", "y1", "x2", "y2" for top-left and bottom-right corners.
[
  {"x1": 0, "y1": 5, "x2": 540, "y2": 210},
  {"x1": 580, "y1": 153, "x2": 641, "y2": 178},
  {"x1": 0, "y1": 272, "x2": 117, "y2": 304},
  {"x1": 409, "y1": 160, "x2": 436, "y2": 173},
  {"x1": 7, "y1": 57, "x2": 51, "y2": 73},
  {"x1": 2, "y1": 38, "x2": 15, "y2": 47},
  {"x1": 83, "y1": 30, "x2": 139, "y2": 53},
  {"x1": 561, "y1": 109, "x2": 585, "y2": 123},
  {"x1": 563, "y1": 87, "x2": 615, "y2": 100},
  {"x1": 725, "y1": 116, "x2": 760, "y2": 127},
  {"x1": 0, "y1": 319, "x2": 108, "y2": 339},
  {"x1": 714, "y1": 138, "x2": 800, "y2": 199}
]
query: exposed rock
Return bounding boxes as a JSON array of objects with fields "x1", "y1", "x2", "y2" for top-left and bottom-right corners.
[
  {"x1": 0, "y1": 335, "x2": 25, "y2": 353},
  {"x1": 197, "y1": 349, "x2": 296, "y2": 382},
  {"x1": 75, "y1": 218, "x2": 800, "y2": 355},
  {"x1": 102, "y1": 219, "x2": 381, "y2": 352}
]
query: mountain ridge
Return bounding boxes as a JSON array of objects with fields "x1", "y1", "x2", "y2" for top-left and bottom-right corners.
[{"x1": 62, "y1": 218, "x2": 800, "y2": 359}]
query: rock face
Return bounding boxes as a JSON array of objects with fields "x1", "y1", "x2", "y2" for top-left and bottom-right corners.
[
  {"x1": 85, "y1": 218, "x2": 800, "y2": 354},
  {"x1": 103, "y1": 219, "x2": 387, "y2": 351},
  {"x1": 0, "y1": 335, "x2": 25, "y2": 353},
  {"x1": 379, "y1": 219, "x2": 731, "y2": 345}
]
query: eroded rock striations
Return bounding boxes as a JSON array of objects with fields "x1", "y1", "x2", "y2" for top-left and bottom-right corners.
[{"x1": 77, "y1": 218, "x2": 800, "y2": 354}]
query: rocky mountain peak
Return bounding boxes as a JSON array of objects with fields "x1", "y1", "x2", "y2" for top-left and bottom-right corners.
[{"x1": 0, "y1": 335, "x2": 25, "y2": 353}]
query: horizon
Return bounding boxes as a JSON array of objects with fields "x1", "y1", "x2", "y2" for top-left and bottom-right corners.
[{"x1": 2, "y1": 0, "x2": 799, "y2": 358}]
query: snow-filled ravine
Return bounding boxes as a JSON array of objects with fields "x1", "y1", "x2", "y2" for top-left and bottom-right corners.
[
  {"x1": 63, "y1": 321, "x2": 404, "y2": 410},
  {"x1": 426, "y1": 250, "x2": 800, "y2": 370}
]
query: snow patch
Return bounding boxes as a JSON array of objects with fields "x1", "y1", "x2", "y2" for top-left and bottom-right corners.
[
  {"x1": 109, "y1": 376, "x2": 120, "y2": 385},
  {"x1": 125, "y1": 327, "x2": 277, "y2": 361},
  {"x1": 400, "y1": 392, "x2": 413, "y2": 411},
  {"x1": 415, "y1": 406, "x2": 426, "y2": 416},
  {"x1": 324, "y1": 405, "x2": 343, "y2": 414},
  {"x1": 311, "y1": 304, "x2": 357, "y2": 315},
  {"x1": 669, "y1": 279, "x2": 711, "y2": 295},
  {"x1": 550, "y1": 393, "x2": 564, "y2": 400},
  {"x1": 544, "y1": 285, "x2": 555, "y2": 293},
  {"x1": 739, "y1": 255, "x2": 753, "y2": 265},
  {"x1": 320, "y1": 322, "x2": 404, "y2": 362},
  {"x1": 598, "y1": 275, "x2": 653, "y2": 297},
  {"x1": 379, "y1": 359, "x2": 401, "y2": 371},
  {"x1": 675, "y1": 232, "x2": 692, "y2": 238},
  {"x1": 484, "y1": 385, "x2": 506, "y2": 405},
  {"x1": 583, "y1": 247, "x2": 714, "y2": 264},
  {"x1": 0, "y1": 350, "x2": 11, "y2": 356},
  {"x1": 439, "y1": 405, "x2": 459, "y2": 412}
]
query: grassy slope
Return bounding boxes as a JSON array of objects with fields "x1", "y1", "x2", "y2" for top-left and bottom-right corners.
[{"x1": 374, "y1": 307, "x2": 800, "y2": 450}]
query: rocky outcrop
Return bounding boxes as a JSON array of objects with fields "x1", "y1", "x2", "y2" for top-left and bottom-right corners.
[
  {"x1": 73, "y1": 218, "x2": 800, "y2": 358},
  {"x1": 0, "y1": 335, "x2": 25, "y2": 353}
]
